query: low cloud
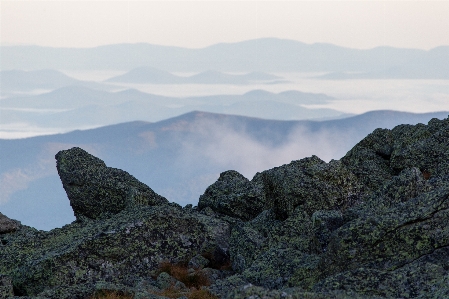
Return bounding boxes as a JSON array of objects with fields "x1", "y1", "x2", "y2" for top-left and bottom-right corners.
[{"x1": 177, "y1": 118, "x2": 356, "y2": 180}]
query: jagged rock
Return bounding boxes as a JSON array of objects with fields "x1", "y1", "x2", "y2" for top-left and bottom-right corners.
[
  {"x1": 55, "y1": 147, "x2": 168, "y2": 220},
  {"x1": 1, "y1": 116, "x2": 449, "y2": 298},
  {"x1": 198, "y1": 170, "x2": 265, "y2": 221},
  {"x1": 0, "y1": 212, "x2": 19, "y2": 234},
  {"x1": 341, "y1": 128, "x2": 395, "y2": 192},
  {"x1": 0, "y1": 204, "x2": 230, "y2": 298},
  {"x1": 342, "y1": 117, "x2": 449, "y2": 194},
  {"x1": 389, "y1": 118, "x2": 449, "y2": 177},
  {"x1": 254, "y1": 157, "x2": 363, "y2": 220},
  {"x1": 316, "y1": 185, "x2": 449, "y2": 297}
]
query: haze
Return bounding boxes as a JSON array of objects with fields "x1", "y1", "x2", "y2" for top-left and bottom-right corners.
[{"x1": 2, "y1": 1, "x2": 449, "y2": 50}]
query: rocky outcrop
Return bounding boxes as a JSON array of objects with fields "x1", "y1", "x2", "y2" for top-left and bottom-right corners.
[
  {"x1": 0, "y1": 213, "x2": 18, "y2": 234},
  {"x1": 198, "y1": 170, "x2": 265, "y2": 221},
  {"x1": 1, "y1": 116, "x2": 448, "y2": 298},
  {"x1": 56, "y1": 147, "x2": 168, "y2": 220}
]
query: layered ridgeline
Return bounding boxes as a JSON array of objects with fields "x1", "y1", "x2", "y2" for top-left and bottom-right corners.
[{"x1": 1, "y1": 116, "x2": 449, "y2": 299}]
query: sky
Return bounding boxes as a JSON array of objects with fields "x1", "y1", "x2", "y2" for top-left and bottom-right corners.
[{"x1": 1, "y1": 0, "x2": 449, "y2": 50}]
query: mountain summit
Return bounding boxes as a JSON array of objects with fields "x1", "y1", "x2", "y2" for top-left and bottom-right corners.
[{"x1": 0, "y1": 116, "x2": 448, "y2": 298}]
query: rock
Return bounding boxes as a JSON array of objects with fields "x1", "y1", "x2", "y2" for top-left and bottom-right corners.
[
  {"x1": 2, "y1": 116, "x2": 449, "y2": 298},
  {"x1": 198, "y1": 170, "x2": 265, "y2": 221},
  {"x1": 0, "y1": 212, "x2": 19, "y2": 234},
  {"x1": 188, "y1": 254, "x2": 210, "y2": 270},
  {"x1": 389, "y1": 118, "x2": 449, "y2": 177},
  {"x1": 226, "y1": 284, "x2": 385, "y2": 298},
  {"x1": 341, "y1": 128, "x2": 395, "y2": 192},
  {"x1": 241, "y1": 247, "x2": 320, "y2": 289},
  {"x1": 207, "y1": 274, "x2": 249, "y2": 298},
  {"x1": 198, "y1": 268, "x2": 224, "y2": 285},
  {"x1": 55, "y1": 147, "x2": 168, "y2": 220},
  {"x1": 254, "y1": 157, "x2": 363, "y2": 220},
  {"x1": 317, "y1": 185, "x2": 449, "y2": 297},
  {"x1": 157, "y1": 272, "x2": 175, "y2": 290},
  {"x1": 342, "y1": 117, "x2": 449, "y2": 195},
  {"x1": 1, "y1": 204, "x2": 230, "y2": 298},
  {"x1": 0, "y1": 274, "x2": 14, "y2": 299}
]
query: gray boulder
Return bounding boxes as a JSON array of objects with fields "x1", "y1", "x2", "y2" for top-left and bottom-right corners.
[
  {"x1": 55, "y1": 147, "x2": 168, "y2": 220},
  {"x1": 198, "y1": 170, "x2": 265, "y2": 221},
  {"x1": 254, "y1": 157, "x2": 363, "y2": 220}
]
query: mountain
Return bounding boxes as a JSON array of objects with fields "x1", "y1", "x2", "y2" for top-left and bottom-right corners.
[
  {"x1": 183, "y1": 70, "x2": 283, "y2": 84},
  {"x1": 105, "y1": 66, "x2": 184, "y2": 83},
  {"x1": 0, "y1": 87, "x2": 347, "y2": 132},
  {"x1": 106, "y1": 67, "x2": 283, "y2": 84},
  {"x1": 2, "y1": 38, "x2": 445, "y2": 76},
  {"x1": 318, "y1": 45, "x2": 449, "y2": 79},
  {"x1": 0, "y1": 69, "x2": 115, "y2": 96},
  {"x1": 0, "y1": 110, "x2": 447, "y2": 230},
  {"x1": 1, "y1": 115, "x2": 448, "y2": 298}
]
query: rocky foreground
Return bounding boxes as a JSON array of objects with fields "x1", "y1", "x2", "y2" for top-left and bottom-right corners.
[{"x1": 1, "y1": 116, "x2": 449, "y2": 299}]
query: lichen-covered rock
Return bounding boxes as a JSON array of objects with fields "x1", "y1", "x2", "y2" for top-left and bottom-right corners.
[
  {"x1": 198, "y1": 170, "x2": 265, "y2": 221},
  {"x1": 342, "y1": 117, "x2": 449, "y2": 195},
  {"x1": 1, "y1": 204, "x2": 230, "y2": 298},
  {"x1": 241, "y1": 247, "x2": 320, "y2": 289},
  {"x1": 0, "y1": 274, "x2": 14, "y2": 299},
  {"x1": 226, "y1": 284, "x2": 384, "y2": 299},
  {"x1": 0, "y1": 212, "x2": 19, "y2": 234},
  {"x1": 207, "y1": 274, "x2": 249, "y2": 298},
  {"x1": 55, "y1": 147, "x2": 168, "y2": 220},
  {"x1": 319, "y1": 185, "x2": 449, "y2": 294},
  {"x1": 254, "y1": 157, "x2": 363, "y2": 220},
  {"x1": 2, "y1": 116, "x2": 449, "y2": 298},
  {"x1": 389, "y1": 118, "x2": 449, "y2": 177},
  {"x1": 341, "y1": 128, "x2": 395, "y2": 192},
  {"x1": 188, "y1": 254, "x2": 210, "y2": 270}
]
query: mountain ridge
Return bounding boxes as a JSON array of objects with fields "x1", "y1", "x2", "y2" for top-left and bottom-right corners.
[{"x1": 2, "y1": 38, "x2": 446, "y2": 75}]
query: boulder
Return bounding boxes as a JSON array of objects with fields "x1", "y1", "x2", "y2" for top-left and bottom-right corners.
[
  {"x1": 55, "y1": 147, "x2": 168, "y2": 220},
  {"x1": 254, "y1": 157, "x2": 363, "y2": 220},
  {"x1": 1, "y1": 204, "x2": 230, "y2": 298},
  {"x1": 198, "y1": 170, "x2": 265, "y2": 221},
  {"x1": 0, "y1": 212, "x2": 19, "y2": 234}
]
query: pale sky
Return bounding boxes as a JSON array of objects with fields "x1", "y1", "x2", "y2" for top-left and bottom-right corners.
[{"x1": 1, "y1": 1, "x2": 449, "y2": 50}]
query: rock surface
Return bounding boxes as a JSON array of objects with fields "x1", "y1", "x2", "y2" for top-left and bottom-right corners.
[
  {"x1": 0, "y1": 116, "x2": 448, "y2": 298},
  {"x1": 0, "y1": 213, "x2": 18, "y2": 234},
  {"x1": 56, "y1": 147, "x2": 168, "y2": 220}
]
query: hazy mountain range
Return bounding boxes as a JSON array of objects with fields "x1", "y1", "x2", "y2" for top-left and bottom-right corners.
[
  {"x1": 2, "y1": 38, "x2": 448, "y2": 78},
  {"x1": 318, "y1": 46, "x2": 449, "y2": 80},
  {"x1": 0, "y1": 86, "x2": 348, "y2": 131},
  {"x1": 106, "y1": 67, "x2": 285, "y2": 84},
  {"x1": 1, "y1": 110, "x2": 447, "y2": 230},
  {"x1": 0, "y1": 69, "x2": 115, "y2": 96}
]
